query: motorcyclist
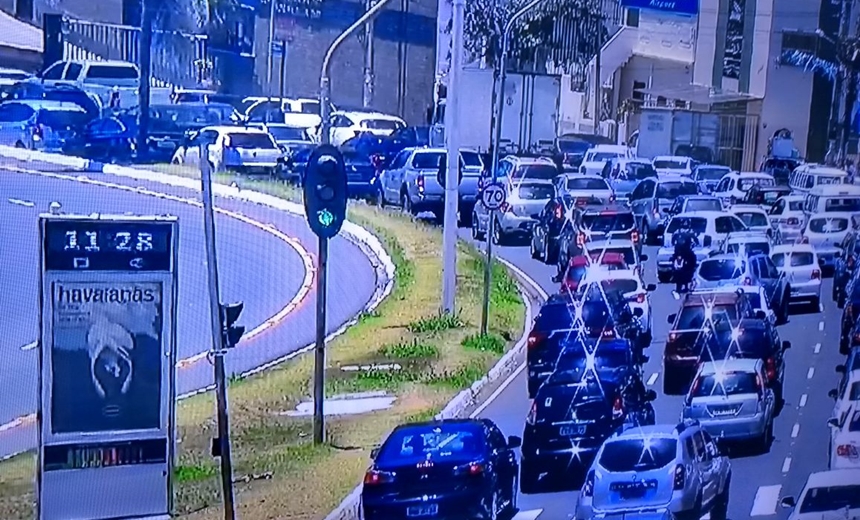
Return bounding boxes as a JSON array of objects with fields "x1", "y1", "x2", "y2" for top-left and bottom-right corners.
[
  {"x1": 553, "y1": 233, "x2": 584, "y2": 284},
  {"x1": 673, "y1": 221, "x2": 699, "y2": 294}
]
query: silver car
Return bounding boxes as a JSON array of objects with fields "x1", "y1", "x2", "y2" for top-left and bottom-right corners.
[
  {"x1": 474, "y1": 179, "x2": 554, "y2": 244},
  {"x1": 681, "y1": 359, "x2": 775, "y2": 452}
]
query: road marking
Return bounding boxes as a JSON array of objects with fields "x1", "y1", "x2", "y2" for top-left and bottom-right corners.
[
  {"x1": 807, "y1": 367, "x2": 815, "y2": 379},
  {"x1": 7, "y1": 198, "x2": 33, "y2": 207},
  {"x1": 701, "y1": 514, "x2": 710, "y2": 520},
  {"x1": 647, "y1": 372, "x2": 659, "y2": 386},
  {"x1": 820, "y1": 302, "x2": 825, "y2": 312},
  {"x1": 814, "y1": 342, "x2": 821, "y2": 354},
  {"x1": 800, "y1": 394, "x2": 808, "y2": 407},
  {"x1": 791, "y1": 423, "x2": 800, "y2": 438},
  {"x1": 819, "y1": 321, "x2": 825, "y2": 331},
  {"x1": 750, "y1": 484, "x2": 782, "y2": 516},
  {"x1": 20, "y1": 341, "x2": 37, "y2": 351},
  {"x1": 512, "y1": 510, "x2": 542, "y2": 520},
  {"x1": 782, "y1": 457, "x2": 792, "y2": 473}
]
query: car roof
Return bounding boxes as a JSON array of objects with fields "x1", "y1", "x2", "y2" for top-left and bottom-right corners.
[
  {"x1": 807, "y1": 211, "x2": 855, "y2": 219},
  {"x1": 705, "y1": 253, "x2": 750, "y2": 262},
  {"x1": 504, "y1": 155, "x2": 556, "y2": 165},
  {"x1": 683, "y1": 292, "x2": 742, "y2": 306},
  {"x1": 730, "y1": 171, "x2": 774, "y2": 179},
  {"x1": 673, "y1": 210, "x2": 726, "y2": 219},
  {"x1": 798, "y1": 164, "x2": 848, "y2": 175},
  {"x1": 808, "y1": 184, "x2": 860, "y2": 196},
  {"x1": 699, "y1": 358, "x2": 761, "y2": 374},
  {"x1": 779, "y1": 194, "x2": 806, "y2": 201},
  {"x1": 656, "y1": 175, "x2": 696, "y2": 183},
  {"x1": 4, "y1": 99, "x2": 87, "y2": 111},
  {"x1": 695, "y1": 164, "x2": 731, "y2": 169},
  {"x1": 752, "y1": 185, "x2": 791, "y2": 191},
  {"x1": 653, "y1": 155, "x2": 691, "y2": 161},
  {"x1": 614, "y1": 424, "x2": 679, "y2": 438},
  {"x1": 804, "y1": 469, "x2": 860, "y2": 488},
  {"x1": 336, "y1": 110, "x2": 404, "y2": 121},
  {"x1": 771, "y1": 243, "x2": 815, "y2": 254},
  {"x1": 562, "y1": 173, "x2": 606, "y2": 181}
]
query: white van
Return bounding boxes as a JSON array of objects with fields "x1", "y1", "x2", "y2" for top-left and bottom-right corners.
[
  {"x1": 712, "y1": 171, "x2": 776, "y2": 206},
  {"x1": 803, "y1": 184, "x2": 860, "y2": 217},
  {"x1": 579, "y1": 144, "x2": 634, "y2": 176},
  {"x1": 789, "y1": 164, "x2": 847, "y2": 194}
]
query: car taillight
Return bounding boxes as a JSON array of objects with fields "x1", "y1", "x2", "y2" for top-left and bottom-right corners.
[
  {"x1": 582, "y1": 471, "x2": 595, "y2": 497},
  {"x1": 635, "y1": 293, "x2": 645, "y2": 304},
  {"x1": 467, "y1": 462, "x2": 484, "y2": 476},
  {"x1": 765, "y1": 357, "x2": 777, "y2": 382},
  {"x1": 743, "y1": 277, "x2": 752, "y2": 285},
  {"x1": 609, "y1": 194, "x2": 616, "y2": 203},
  {"x1": 576, "y1": 232, "x2": 585, "y2": 246},
  {"x1": 363, "y1": 469, "x2": 395, "y2": 485},
  {"x1": 837, "y1": 444, "x2": 859, "y2": 458},
  {"x1": 612, "y1": 396, "x2": 624, "y2": 418},
  {"x1": 812, "y1": 268, "x2": 821, "y2": 280},
  {"x1": 673, "y1": 464, "x2": 686, "y2": 490},
  {"x1": 527, "y1": 331, "x2": 546, "y2": 349},
  {"x1": 848, "y1": 304, "x2": 855, "y2": 320},
  {"x1": 787, "y1": 217, "x2": 799, "y2": 226},
  {"x1": 631, "y1": 230, "x2": 639, "y2": 243},
  {"x1": 526, "y1": 402, "x2": 537, "y2": 425},
  {"x1": 370, "y1": 154, "x2": 384, "y2": 170},
  {"x1": 849, "y1": 256, "x2": 856, "y2": 269},
  {"x1": 500, "y1": 202, "x2": 513, "y2": 213},
  {"x1": 554, "y1": 203, "x2": 563, "y2": 220},
  {"x1": 416, "y1": 174, "x2": 425, "y2": 191}
]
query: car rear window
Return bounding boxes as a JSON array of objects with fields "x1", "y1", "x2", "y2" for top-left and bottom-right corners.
[
  {"x1": 725, "y1": 242, "x2": 770, "y2": 256},
  {"x1": 601, "y1": 279, "x2": 638, "y2": 295},
  {"x1": 37, "y1": 109, "x2": 88, "y2": 128},
  {"x1": 555, "y1": 347, "x2": 631, "y2": 375},
  {"x1": 771, "y1": 252, "x2": 814, "y2": 267},
  {"x1": 789, "y1": 201, "x2": 804, "y2": 211},
  {"x1": 460, "y1": 151, "x2": 482, "y2": 167},
  {"x1": 824, "y1": 197, "x2": 860, "y2": 212},
  {"x1": 377, "y1": 423, "x2": 484, "y2": 465},
  {"x1": 580, "y1": 301, "x2": 613, "y2": 329},
  {"x1": 85, "y1": 64, "x2": 138, "y2": 80},
  {"x1": 739, "y1": 177, "x2": 775, "y2": 191},
  {"x1": 514, "y1": 164, "x2": 558, "y2": 180},
  {"x1": 619, "y1": 163, "x2": 656, "y2": 180},
  {"x1": 695, "y1": 167, "x2": 730, "y2": 180},
  {"x1": 686, "y1": 199, "x2": 722, "y2": 212},
  {"x1": 533, "y1": 303, "x2": 573, "y2": 332},
  {"x1": 666, "y1": 217, "x2": 708, "y2": 234},
  {"x1": 698, "y1": 259, "x2": 745, "y2": 281},
  {"x1": 267, "y1": 126, "x2": 307, "y2": 141},
  {"x1": 592, "y1": 247, "x2": 635, "y2": 266},
  {"x1": 735, "y1": 212, "x2": 769, "y2": 227},
  {"x1": 581, "y1": 213, "x2": 635, "y2": 232},
  {"x1": 518, "y1": 184, "x2": 554, "y2": 200},
  {"x1": 799, "y1": 483, "x2": 860, "y2": 513},
  {"x1": 691, "y1": 371, "x2": 759, "y2": 397},
  {"x1": 808, "y1": 217, "x2": 848, "y2": 233},
  {"x1": 677, "y1": 304, "x2": 738, "y2": 329},
  {"x1": 566, "y1": 178, "x2": 609, "y2": 190},
  {"x1": 587, "y1": 152, "x2": 622, "y2": 163},
  {"x1": 227, "y1": 132, "x2": 275, "y2": 149},
  {"x1": 599, "y1": 438, "x2": 677, "y2": 472},
  {"x1": 361, "y1": 118, "x2": 403, "y2": 131},
  {"x1": 657, "y1": 182, "x2": 698, "y2": 199},
  {"x1": 653, "y1": 159, "x2": 688, "y2": 170}
]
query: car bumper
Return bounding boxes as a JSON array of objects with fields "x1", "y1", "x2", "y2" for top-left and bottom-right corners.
[
  {"x1": 228, "y1": 162, "x2": 279, "y2": 175},
  {"x1": 789, "y1": 279, "x2": 821, "y2": 300},
  {"x1": 521, "y1": 445, "x2": 600, "y2": 472},
  {"x1": 498, "y1": 214, "x2": 537, "y2": 234},
  {"x1": 697, "y1": 414, "x2": 768, "y2": 442},
  {"x1": 362, "y1": 489, "x2": 488, "y2": 520},
  {"x1": 778, "y1": 227, "x2": 803, "y2": 241},
  {"x1": 580, "y1": 493, "x2": 693, "y2": 520}
]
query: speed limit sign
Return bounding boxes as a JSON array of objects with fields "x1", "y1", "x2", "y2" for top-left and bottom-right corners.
[{"x1": 480, "y1": 183, "x2": 506, "y2": 211}]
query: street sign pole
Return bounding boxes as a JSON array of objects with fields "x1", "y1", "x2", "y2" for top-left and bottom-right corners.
[
  {"x1": 313, "y1": 236, "x2": 328, "y2": 444},
  {"x1": 479, "y1": 183, "x2": 506, "y2": 335}
]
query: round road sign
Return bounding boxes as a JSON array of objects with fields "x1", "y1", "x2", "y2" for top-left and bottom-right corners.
[{"x1": 480, "y1": 183, "x2": 506, "y2": 211}]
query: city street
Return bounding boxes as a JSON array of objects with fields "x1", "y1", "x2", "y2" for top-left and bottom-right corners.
[
  {"x1": 459, "y1": 229, "x2": 841, "y2": 520},
  {"x1": 0, "y1": 166, "x2": 380, "y2": 458}
]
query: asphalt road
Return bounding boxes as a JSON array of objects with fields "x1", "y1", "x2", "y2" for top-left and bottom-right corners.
[
  {"x1": 458, "y1": 228, "x2": 841, "y2": 520},
  {"x1": 0, "y1": 166, "x2": 378, "y2": 457}
]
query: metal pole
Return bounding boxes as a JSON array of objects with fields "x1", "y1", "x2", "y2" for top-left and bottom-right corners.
[
  {"x1": 313, "y1": 237, "x2": 329, "y2": 444},
  {"x1": 442, "y1": 0, "x2": 464, "y2": 313},
  {"x1": 320, "y1": 0, "x2": 394, "y2": 145},
  {"x1": 593, "y1": 8, "x2": 603, "y2": 136},
  {"x1": 480, "y1": 0, "x2": 546, "y2": 334},
  {"x1": 363, "y1": 0, "x2": 376, "y2": 107},
  {"x1": 830, "y1": 0, "x2": 851, "y2": 164},
  {"x1": 279, "y1": 41, "x2": 287, "y2": 100},
  {"x1": 838, "y1": 0, "x2": 855, "y2": 161},
  {"x1": 267, "y1": 0, "x2": 277, "y2": 84},
  {"x1": 137, "y1": 0, "x2": 153, "y2": 157},
  {"x1": 200, "y1": 158, "x2": 236, "y2": 519}
]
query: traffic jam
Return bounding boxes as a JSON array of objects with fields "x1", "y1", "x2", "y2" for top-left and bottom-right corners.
[{"x1": 359, "y1": 149, "x2": 860, "y2": 519}]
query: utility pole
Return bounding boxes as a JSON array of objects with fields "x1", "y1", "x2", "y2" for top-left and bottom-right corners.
[
  {"x1": 838, "y1": 0, "x2": 856, "y2": 161},
  {"x1": 441, "y1": 0, "x2": 464, "y2": 314},
  {"x1": 137, "y1": 0, "x2": 153, "y2": 157},
  {"x1": 593, "y1": 7, "x2": 603, "y2": 136},
  {"x1": 200, "y1": 157, "x2": 236, "y2": 520},
  {"x1": 317, "y1": 0, "x2": 393, "y2": 443},
  {"x1": 267, "y1": 0, "x2": 277, "y2": 84},
  {"x1": 480, "y1": 0, "x2": 547, "y2": 335},
  {"x1": 363, "y1": 0, "x2": 376, "y2": 107}
]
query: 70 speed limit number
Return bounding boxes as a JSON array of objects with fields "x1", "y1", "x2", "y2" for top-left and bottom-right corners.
[{"x1": 480, "y1": 183, "x2": 506, "y2": 211}]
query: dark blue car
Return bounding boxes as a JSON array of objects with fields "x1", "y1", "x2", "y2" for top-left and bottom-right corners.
[{"x1": 286, "y1": 146, "x2": 380, "y2": 200}]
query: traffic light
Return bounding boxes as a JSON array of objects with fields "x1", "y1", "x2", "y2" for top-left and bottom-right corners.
[
  {"x1": 303, "y1": 144, "x2": 348, "y2": 239},
  {"x1": 436, "y1": 153, "x2": 463, "y2": 188},
  {"x1": 220, "y1": 302, "x2": 245, "y2": 348}
]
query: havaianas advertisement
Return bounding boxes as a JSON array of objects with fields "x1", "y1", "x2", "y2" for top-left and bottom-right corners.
[{"x1": 51, "y1": 282, "x2": 164, "y2": 434}]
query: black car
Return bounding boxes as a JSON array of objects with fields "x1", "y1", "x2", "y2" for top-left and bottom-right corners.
[
  {"x1": 361, "y1": 419, "x2": 520, "y2": 520},
  {"x1": 530, "y1": 193, "x2": 576, "y2": 264},
  {"x1": 840, "y1": 272, "x2": 860, "y2": 354},
  {"x1": 527, "y1": 295, "x2": 579, "y2": 398},
  {"x1": 520, "y1": 376, "x2": 656, "y2": 493},
  {"x1": 146, "y1": 103, "x2": 236, "y2": 160},
  {"x1": 62, "y1": 115, "x2": 135, "y2": 162},
  {"x1": 834, "y1": 231, "x2": 860, "y2": 307},
  {"x1": 741, "y1": 184, "x2": 792, "y2": 209}
]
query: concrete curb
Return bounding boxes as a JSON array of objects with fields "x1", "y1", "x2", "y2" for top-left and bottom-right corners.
[{"x1": 323, "y1": 256, "x2": 550, "y2": 520}]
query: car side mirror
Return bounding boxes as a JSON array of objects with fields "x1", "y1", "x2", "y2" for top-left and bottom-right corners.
[
  {"x1": 645, "y1": 389, "x2": 657, "y2": 401},
  {"x1": 667, "y1": 313, "x2": 677, "y2": 324},
  {"x1": 782, "y1": 341, "x2": 791, "y2": 350},
  {"x1": 837, "y1": 364, "x2": 846, "y2": 373},
  {"x1": 755, "y1": 310, "x2": 767, "y2": 320},
  {"x1": 633, "y1": 307, "x2": 644, "y2": 317},
  {"x1": 828, "y1": 418, "x2": 840, "y2": 428},
  {"x1": 780, "y1": 496, "x2": 796, "y2": 508},
  {"x1": 835, "y1": 250, "x2": 842, "y2": 258},
  {"x1": 640, "y1": 254, "x2": 649, "y2": 262},
  {"x1": 662, "y1": 208, "x2": 670, "y2": 213},
  {"x1": 829, "y1": 388, "x2": 839, "y2": 399},
  {"x1": 370, "y1": 447, "x2": 380, "y2": 459},
  {"x1": 702, "y1": 236, "x2": 712, "y2": 247},
  {"x1": 645, "y1": 284, "x2": 657, "y2": 292},
  {"x1": 507, "y1": 435, "x2": 522, "y2": 449}
]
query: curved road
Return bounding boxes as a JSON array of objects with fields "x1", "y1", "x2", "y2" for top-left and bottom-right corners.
[
  {"x1": 0, "y1": 166, "x2": 379, "y2": 457},
  {"x1": 459, "y1": 229, "x2": 839, "y2": 520}
]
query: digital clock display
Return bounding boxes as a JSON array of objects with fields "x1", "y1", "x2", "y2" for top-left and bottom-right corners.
[
  {"x1": 43, "y1": 438, "x2": 167, "y2": 472},
  {"x1": 43, "y1": 220, "x2": 174, "y2": 272}
]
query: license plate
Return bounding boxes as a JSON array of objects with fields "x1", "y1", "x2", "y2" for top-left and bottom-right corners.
[
  {"x1": 710, "y1": 406, "x2": 739, "y2": 417},
  {"x1": 407, "y1": 504, "x2": 439, "y2": 517},
  {"x1": 560, "y1": 425, "x2": 587, "y2": 436},
  {"x1": 619, "y1": 487, "x2": 647, "y2": 499}
]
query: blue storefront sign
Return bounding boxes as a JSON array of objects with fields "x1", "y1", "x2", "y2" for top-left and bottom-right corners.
[{"x1": 621, "y1": 0, "x2": 699, "y2": 15}]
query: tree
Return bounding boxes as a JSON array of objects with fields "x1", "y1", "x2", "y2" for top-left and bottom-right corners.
[{"x1": 149, "y1": 0, "x2": 220, "y2": 87}]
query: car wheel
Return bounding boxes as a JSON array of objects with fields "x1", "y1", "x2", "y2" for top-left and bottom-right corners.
[
  {"x1": 658, "y1": 272, "x2": 672, "y2": 284},
  {"x1": 401, "y1": 192, "x2": 415, "y2": 215},
  {"x1": 676, "y1": 493, "x2": 703, "y2": 520},
  {"x1": 492, "y1": 219, "x2": 505, "y2": 245},
  {"x1": 519, "y1": 460, "x2": 541, "y2": 494},
  {"x1": 838, "y1": 291, "x2": 846, "y2": 309},
  {"x1": 756, "y1": 421, "x2": 773, "y2": 454},
  {"x1": 811, "y1": 295, "x2": 821, "y2": 312},
  {"x1": 710, "y1": 475, "x2": 730, "y2": 520},
  {"x1": 472, "y1": 213, "x2": 485, "y2": 240},
  {"x1": 530, "y1": 236, "x2": 540, "y2": 259}
]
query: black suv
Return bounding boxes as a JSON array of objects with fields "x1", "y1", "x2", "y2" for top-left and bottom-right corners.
[
  {"x1": 530, "y1": 193, "x2": 577, "y2": 265},
  {"x1": 840, "y1": 271, "x2": 860, "y2": 354},
  {"x1": 834, "y1": 231, "x2": 860, "y2": 307},
  {"x1": 521, "y1": 375, "x2": 656, "y2": 493}
]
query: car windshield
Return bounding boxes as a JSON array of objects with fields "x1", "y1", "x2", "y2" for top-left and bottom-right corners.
[
  {"x1": 518, "y1": 184, "x2": 555, "y2": 200},
  {"x1": 600, "y1": 279, "x2": 638, "y2": 295},
  {"x1": 514, "y1": 164, "x2": 558, "y2": 180},
  {"x1": 653, "y1": 159, "x2": 688, "y2": 170},
  {"x1": 619, "y1": 163, "x2": 657, "y2": 180},
  {"x1": 558, "y1": 140, "x2": 591, "y2": 153},
  {"x1": 592, "y1": 247, "x2": 635, "y2": 266},
  {"x1": 533, "y1": 303, "x2": 574, "y2": 332},
  {"x1": 587, "y1": 152, "x2": 621, "y2": 162},
  {"x1": 341, "y1": 149, "x2": 372, "y2": 165},
  {"x1": 808, "y1": 217, "x2": 849, "y2": 233},
  {"x1": 377, "y1": 423, "x2": 485, "y2": 465},
  {"x1": 361, "y1": 118, "x2": 403, "y2": 131},
  {"x1": 267, "y1": 126, "x2": 308, "y2": 141},
  {"x1": 85, "y1": 65, "x2": 138, "y2": 80},
  {"x1": 699, "y1": 259, "x2": 746, "y2": 281},
  {"x1": 686, "y1": 199, "x2": 722, "y2": 212},
  {"x1": 696, "y1": 167, "x2": 730, "y2": 180},
  {"x1": 739, "y1": 177, "x2": 775, "y2": 191},
  {"x1": 692, "y1": 371, "x2": 759, "y2": 397},
  {"x1": 599, "y1": 438, "x2": 677, "y2": 472},
  {"x1": 735, "y1": 212, "x2": 769, "y2": 227},
  {"x1": 799, "y1": 483, "x2": 860, "y2": 513},
  {"x1": 412, "y1": 152, "x2": 444, "y2": 169},
  {"x1": 771, "y1": 252, "x2": 814, "y2": 267},
  {"x1": 37, "y1": 109, "x2": 88, "y2": 128},
  {"x1": 298, "y1": 101, "x2": 319, "y2": 114},
  {"x1": 824, "y1": 197, "x2": 860, "y2": 212},
  {"x1": 666, "y1": 217, "x2": 708, "y2": 234},
  {"x1": 677, "y1": 304, "x2": 739, "y2": 329},
  {"x1": 657, "y1": 182, "x2": 698, "y2": 199},
  {"x1": 566, "y1": 178, "x2": 609, "y2": 190},
  {"x1": 580, "y1": 301, "x2": 614, "y2": 329},
  {"x1": 582, "y1": 213, "x2": 635, "y2": 232},
  {"x1": 227, "y1": 132, "x2": 276, "y2": 149},
  {"x1": 725, "y1": 242, "x2": 770, "y2": 256}
]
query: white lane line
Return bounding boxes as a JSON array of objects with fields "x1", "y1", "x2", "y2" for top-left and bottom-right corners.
[
  {"x1": 511, "y1": 510, "x2": 543, "y2": 520},
  {"x1": 820, "y1": 302, "x2": 825, "y2": 312},
  {"x1": 20, "y1": 341, "x2": 37, "y2": 351},
  {"x1": 782, "y1": 457, "x2": 792, "y2": 473},
  {"x1": 750, "y1": 484, "x2": 782, "y2": 516},
  {"x1": 647, "y1": 372, "x2": 659, "y2": 386},
  {"x1": 791, "y1": 423, "x2": 800, "y2": 438},
  {"x1": 819, "y1": 321, "x2": 825, "y2": 331},
  {"x1": 800, "y1": 394, "x2": 808, "y2": 407},
  {"x1": 7, "y1": 198, "x2": 34, "y2": 207},
  {"x1": 814, "y1": 343, "x2": 821, "y2": 354},
  {"x1": 807, "y1": 367, "x2": 815, "y2": 379}
]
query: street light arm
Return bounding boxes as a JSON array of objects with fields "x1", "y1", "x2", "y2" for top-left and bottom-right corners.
[{"x1": 321, "y1": 0, "x2": 394, "y2": 78}]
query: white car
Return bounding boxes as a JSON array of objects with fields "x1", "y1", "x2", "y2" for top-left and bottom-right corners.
[
  {"x1": 693, "y1": 285, "x2": 777, "y2": 326},
  {"x1": 779, "y1": 469, "x2": 860, "y2": 518},
  {"x1": 731, "y1": 205, "x2": 779, "y2": 241},
  {"x1": 830, "y1": 369, "x2": 860, "y2": 431},
  {"x1": 171, "y1": 125, "x2": 284, "y2": 175},
  {"x1": 556, "y1": 173, "x2": 614, "y2": 203},
  {"x1": 656, "y1": 211, "x2": 747, "y2": 282},
  {"x1": 770, "y1": 243, "x2": 821, "y2": 307},
  {"x1": 652, "y1": 155, "x2": 694, "y2": 176},
  {"x1": 575, "y1": 268, "x2": 655, "y2": 343},
  {"x1": 768, "y1": 195, "x2": 807, "y2": 242},
  {"x1": 829, "y1": 407, "x2": 860, "y2": 469},
  {"x1": 712, "y1": 171, "x2": 776, "y2": 206},
  {"x1": 801, "y1": 211, "x2": 856, "y2": 274},
  {"x1": 579, "y1": 145, "x2": 631, "y2": 176},
  {"x1": 325, "y1": 110, "x2": 406, "y2": 146},
  {"x1": 584, "y1": 238, "x2": 648, "y2": 278},
  {"x1": 717, "y1": 230, "x2": 773, "y2": 257}
]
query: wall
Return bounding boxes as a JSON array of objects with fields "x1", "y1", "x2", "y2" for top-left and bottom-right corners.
[
  {"x1": 759, "y1": 65, "x2": 814, "y2": 162},
  {"x1": 692, "y1": 0, "x2": 717, "y2": 86},
  {"x1": 635, "y1": 10, "x2": 696, "y2": 63},
  {"x1": 617, "y1": 54, "x2": 692, "y2": 100}
]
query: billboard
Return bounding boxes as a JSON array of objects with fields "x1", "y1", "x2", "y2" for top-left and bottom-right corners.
[
  {"x1": 621, "y1": 0, "x2": 699, "y2": 15},
  {"x1": 722, "y1": 0, "x2": 745, "y2": 79},
  {"x1": 38, "y1": 215, "x2": 178, "y2": 520}
]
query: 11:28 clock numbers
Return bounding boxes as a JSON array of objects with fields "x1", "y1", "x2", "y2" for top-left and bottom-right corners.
[{"x1": 64, "y1": 230, "x2": 155, "y2": 253}]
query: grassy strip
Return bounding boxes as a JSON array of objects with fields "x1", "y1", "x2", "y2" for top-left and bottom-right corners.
[{"x1": 0, "y1": 165, "x2": 525, "y2": 520}]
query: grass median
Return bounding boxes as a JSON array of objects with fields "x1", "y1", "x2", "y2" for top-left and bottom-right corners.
[{"x1": 0, "y1": 165, "x2": 525, "y2": 520}]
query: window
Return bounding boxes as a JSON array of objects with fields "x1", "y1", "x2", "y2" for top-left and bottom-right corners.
[
  {"x1": 692, "y1": 371, "x2": 759, "y2": 397},
  {"x1": 763, "y1": 258, "x2": 780, "y2": 278},
  {"x1": 361, "y1": 118, "x2": 404, "y2": 131},
  {"x1": 772, "y1": 252, "x2": 814, "y2": 267},
  {"x1": 666, "y1": 217, "x2": 707, "y2": 234},
  {"x1": 267, "y1": 126, "x2": 307, "y2": 141},
  {"x1": 632, "y1": 80, "x2": 646, "y2": 101},
  {"x1": 460, "y1": 151, "x2": 482, "y2": 168},
  {"x1": 42, "y1": 63, "x2": 65, "y2": 80},
  {"x1": 566, "y1": 178, "x2": 609, "y2": 191},
  {"x1": 389, "y1": 150, "x2": 410, "y2": 170},
  {"x1": 726, "y1": 241, "x2": 769, "y2": 256},
  {"x1": 769, "y1": 199, "x2": 784, "y2": 215},
  {"x1": 619, "y1": 162, "x2": 656, "y2": 180},
  {"x1": 798, "y1": 484, "x2": 860, "y2": 513},
  {"x1": 599, "y1": 438, "x2": 677, "y2": 472},
  {"x1": 808, "y1": 217, "x2": 848, "y2": 233},
  {"x1": 37, "y1": 109, "x2": 88, "y2": 129},
  {"x1": 518, "y1": 184, "x2": 555, "y2": 200},
  {"x1": 298, "y1": 101, "x2": 319, "y2": 114},
  {"x1": 226, "y1": 132, "x2": 276, "y2": 149},
  {"x1": 586, "y1": 152, "x2": 623, "y2": 162},
  {"x1": 63, "y1": 63, "x2": 83, "y2": 80},
  {"x1": 85, "y1": 64, "x2": 138, "y2": 80},
  {"x1": 824, "y1": 197, "x2": 860, "y2": 212},
  {"x1": 698, "y1": 259, "x2": 746, "y2": 282},
  {"x1": 0, "y1": 103, "x2": 34, "y2": 122},
  {"x1": 377, "y1": 424, "x2": 485, "y2": 465},
  {"x1": 676, "y1": 304, "x2": 739, "y2": 329},
  {"x1": 581, "y1": 213, "x2": 635, "y2": 232},
  {"x1": 715, "y1": 217, "x2": 737, "y2": 234},
  {"x1": 734, "y1": 211, "x2": 769, "y2": 227},
  {"x1": 695, "y1": 167, "x2": 730, "y2": 181},
  {"x1": 412, "y1": 152, "x2": 444, "y2": 170},
  {"x1": 513, "y1": 163, "x2": 558, "y2": 181},
  {"x1": 656, "y1": 181, "x2": 697, "y2": 199},
  {"x1": 739, "y1": 177, "x2": 775, "y2": 191},
  {"x1": 789, "y1": 200, "x2": 804, "y2": 211},
  {"x1": 685, "y1": 199, "x2": 723, "y2": 212},
  {"x1": 593, "y1": 247, "x2": 636, "y2": 266},
  {"x1": 653, "y1": 159, "x2": 689, "y2": 170}
]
